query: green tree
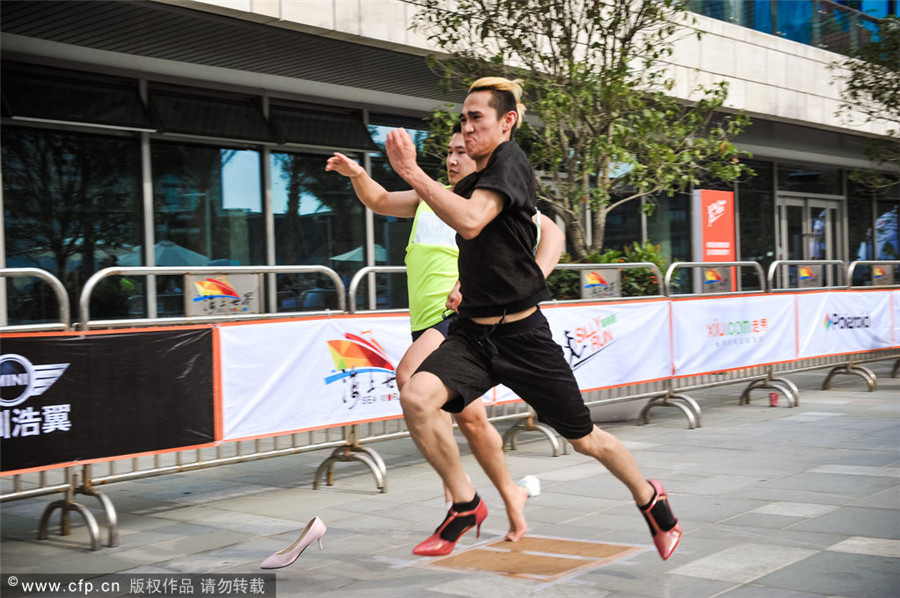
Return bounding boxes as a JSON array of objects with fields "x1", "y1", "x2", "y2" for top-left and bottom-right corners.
[
  {"x1": 411, "y1": 0, "x2": 751, "y2": 257},
  {"x1": 832, "y1": 16, "x2": 900, "y2": 190}
]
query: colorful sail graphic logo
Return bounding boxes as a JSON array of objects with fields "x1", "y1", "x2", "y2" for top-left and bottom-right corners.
[
  {"x1": 584, "y1": 271, "x2": 609, "y2": 289},
  {"x1": 704, "y1": 269, "x2": 724, "y2": 284},
  {"x1": 798, "y1": 267, "x2": 815, "y2": 281},
  {"x1": 193, "y1": 278, "x2": 240, "y2": 301},
  {"x1": 873, "y1": 266, "x2": 886, "y2": 279},
  {"x1": 325, "y1": 333, "x2": 395, "y2": 384}
]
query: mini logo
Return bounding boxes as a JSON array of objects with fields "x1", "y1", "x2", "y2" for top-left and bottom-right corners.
[
  {"x1": 563, "y1": 314, "x2": 617, "y2": 369},
  {"x1": 873, "y1": 266, "x2": 886, "y2": 279},
  {"x1": 192, "y1": 277, "x2": 241, "y2": 301},
  {"x1": 324, "y1": 332, "x2": 396, "y2": 385},
  {"x1": 707, "y1": 199, "x2": 727, "y2": 226},
  {"x1": 584, "y1": 271, "x2": 609, "y2": 289},
  {"x1": 824, "y1": 313, "x2": 870, "y2": 330},
  {"x1": 0, "y1": 354, "x2": 69, "y2": 408},
  {"x1": 704, "y1": 269, "x2": 724, "y2": 284},
  {"x1": 324, "y1": 332, "x2": 397, "y2": 410},
  {"x1": 799, "y1": 267, "x2": 815, "y2": 281}
]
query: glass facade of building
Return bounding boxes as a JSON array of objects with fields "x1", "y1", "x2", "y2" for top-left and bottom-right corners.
[
  {"x1": 687, "y1": 0, "x2": 895, "y2": 54},
  {"x1": 2, "y1": 57, "x2": 898, "y2": 325},
  {"x1": 1, "y1": 63, "x2": 378, "y2": 324}
]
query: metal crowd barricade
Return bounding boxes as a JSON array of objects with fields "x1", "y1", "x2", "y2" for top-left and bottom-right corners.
[
  {"x1": 0, "y1": 267, "x2": 71, "y2": 333},
  {"x1": 2, "y1": 265, "x2": 350, "y2": 550},
  {"x1": 769, "y1": 259, "x2": 896, "y2": 391},
  {"x1": 0, "y1": 270, "x2": 100, "y2": 547},
  {"x1": 507, "y1": 262, "x2": 668, "y2": 454},
  {"x1": 766, "y1": 259, "x2": 848, "y2": 293},
  {"x1": 341, "y1": 262, "x2": 675, "y2": 468},
  {"x1": 6, "y1": 259, "x2": 897, "y2": 552},
  {"x1": 840, "y1": 260, "x2": 900, "y2": 384},
  {"x1": 78, "y1": 265, "x2": 346, "y2": 330},
  {"x1": 650, "y1": 261, "x2": 793, "y2": 428}
]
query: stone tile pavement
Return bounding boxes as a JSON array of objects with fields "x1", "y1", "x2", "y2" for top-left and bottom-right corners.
[{"x1": 2, "y1": 360, "x2": 899, "y2": 597}]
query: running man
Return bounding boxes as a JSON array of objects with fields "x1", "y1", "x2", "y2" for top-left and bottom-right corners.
[
  {"x1": 325, "y1": 123, "x2": 563, "y2": 542},
  {"x1": 383, "y1": 77, "x2": 682, "y2": 559}
]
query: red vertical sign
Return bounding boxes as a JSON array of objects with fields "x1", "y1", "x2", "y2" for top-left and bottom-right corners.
[
  {"x1": 692, "y1": 189, "x2": 736, "y2": 291},
  {"x1": 694, "y1": 189, "x2": 736, "y2": 261}
]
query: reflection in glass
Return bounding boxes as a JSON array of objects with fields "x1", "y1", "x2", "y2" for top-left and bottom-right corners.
[
  {"x1": 2, "y1": 126, "x2": 142, "y2": 323},
  {"x1": 875, "y1": 202, "x2": 899, "y2": 260},
  {"x1": 603, "y1": 197, "x2": 642, "y2": 253},
  {"x1": 786, "y1": 205, "x2": 804, "y2": 260},
  {"x1": 875, "y1": 201, "x2": 900, "y2": 283},
  {"x1": 646, "y1": 192, "x2": 690, "y2": 263},
  {"x1": 738, "y1": 185, "x2": 775, "y2": 290},
  {"x1": 809, "y1": 208, "x2": 827, "y2": 260},
  {"x1": 368, "y1": 124, "x2": 441, "y2": 311},
  {"x1": 151, "y1": 143, "x2": 264, "y2": 316},
  {"x1": 777, "y1": 163, "x2": 842, "y2": 194},
  {"x1": 776, "y1": 0, "x2": 812, "y2": 44},
  {"x1": 271, "y1": 152, "x2": 363, "y2": 311}
]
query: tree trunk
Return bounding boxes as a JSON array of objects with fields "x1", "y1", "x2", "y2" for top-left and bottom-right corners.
[{"x1": 591, "y1": 204, "x2": 608, "y2": 253}]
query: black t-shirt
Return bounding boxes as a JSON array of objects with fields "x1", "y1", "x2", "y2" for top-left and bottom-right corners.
[{"x1": 453, "y1": 141, "x2": 549, "y2": 318}]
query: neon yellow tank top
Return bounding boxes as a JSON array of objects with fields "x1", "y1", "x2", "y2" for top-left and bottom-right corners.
[{"x1": 405, "y1": 200, "x2": 459, "y2": 332}]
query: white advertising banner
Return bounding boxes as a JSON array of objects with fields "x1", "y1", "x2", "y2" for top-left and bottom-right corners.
[
  {"x1": 672, "y1": 294, "x2": 796, "y2": 377},
  {"x1": 894, "y1": 291, "x2": 900, "y2": 347},
  {"x1": 219, "y1": 315, "x2": 411, "y2": 441},
  {"x1": 796, "y1": 291, "x2": 894, "y2": 358},
  {"x1": 219, "y1": 302, "x2": 675, "y2": 440},
  {"x1": 543, "y1": 300, "x2": 671, "y2": 391},
  {"x1": 485, "y1": 301, "x2": 672, "y2": 405}
]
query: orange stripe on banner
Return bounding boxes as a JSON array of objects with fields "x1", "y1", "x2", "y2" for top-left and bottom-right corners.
[
  {"x1": 212, "y1": 326, "x2": 224, "y2": 442},
  {"x1": 794, "y1": 346, "x2": 898, "y2": 361},
  {"x1": 0, "y1": 441, "x2": 220, "y2": 477},
  {"x1": 579, "y1": 375, "x2": 673, "y2": 395},
  {"x1": 670, "y1": 292, "x2": 775, "y2": 303},
  {"x1": 223, "y1": 413, "x2": 406, "y2": 444},
  {"x1": 214, "y1": 311, "x2": 412, "y2": 329},
  {"x1": 0, "y1": 323, "x2": 215, "y2": 339},
  {"x1": 668, "y1": 300, "x2": 676, "y2": 377},
  {"x1": 670, "y1": 357, "x2": 802, "y2": 380},
  {"x1": 540, "y1": 297, "x2": 667, "y2": 309},
  {"x1": 892, "y1": 292, "x2": 897, "y2": 346}
]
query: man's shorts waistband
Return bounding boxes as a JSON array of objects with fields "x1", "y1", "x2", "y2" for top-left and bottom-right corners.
[{"x1": 457, "y1": 308, "x2": 544, "y2": 337}]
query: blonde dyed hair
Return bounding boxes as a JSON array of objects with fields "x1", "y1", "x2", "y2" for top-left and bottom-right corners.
[{"x1": 468, "y1": 77, "x2": 526, "y2": 134}]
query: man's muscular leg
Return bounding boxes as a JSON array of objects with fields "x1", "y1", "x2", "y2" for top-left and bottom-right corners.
[{"x1": 455, "y1": 399, "x2": 528, "y2": 541}]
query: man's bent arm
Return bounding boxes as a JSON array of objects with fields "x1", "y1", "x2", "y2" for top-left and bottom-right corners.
[
  {"x1": 535, "y1": 214, "x2": 565, "y2": 278},
  {"x1": 386, "y1": 128, "x2": 502, "y2": 239}
]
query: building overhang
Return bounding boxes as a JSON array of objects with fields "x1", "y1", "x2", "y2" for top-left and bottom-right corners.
[{"x1": 0, "y1": 0, "x2": 462, "y2": 115}]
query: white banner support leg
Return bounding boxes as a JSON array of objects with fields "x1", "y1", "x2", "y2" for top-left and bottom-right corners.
[
  {"x1": 501, "y1": 408, "x2": 566, "y2": 457},
  {"x1": 313, "y1": 426, "x2": 387, "y2": 493},
  {"x1": 822, "y1": 362, "x2": 877, "y2": 392},
  {"x1": 639, "y1": 393, "x2": 702, "y2": 429}
]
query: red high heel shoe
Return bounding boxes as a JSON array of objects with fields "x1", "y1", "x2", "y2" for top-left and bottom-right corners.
[
  {"x1": 640, "y1": 479, "x2": 682, "y2": 560},
  {"x1": 413, "y1": 495, "x2": 487, "y2": 557}
]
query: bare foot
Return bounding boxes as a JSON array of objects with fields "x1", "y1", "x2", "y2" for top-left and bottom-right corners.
[{"x1": 503, "y1": 485, "x2": 529, "y2": 541}]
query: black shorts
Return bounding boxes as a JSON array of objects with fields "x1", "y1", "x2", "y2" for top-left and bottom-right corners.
[
  {"x1": 411, "y1": 312, "x2": 457, "y2": 342},
  {"x1": 417, "y1": 308, "x2": 593, "y2": 440}
]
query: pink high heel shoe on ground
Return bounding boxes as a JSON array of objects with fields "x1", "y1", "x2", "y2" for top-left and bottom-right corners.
[
  {"x1": 639, "y1": 479, "x2": 682, "y2": 560},
  {"x1": 260, "y1": 516, "x2": 326, "y2": 569}
]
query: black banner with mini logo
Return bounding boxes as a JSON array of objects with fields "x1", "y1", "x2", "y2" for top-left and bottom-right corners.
[{"x1": 0, "y1": 328, "x2": 215, "y2": 472}]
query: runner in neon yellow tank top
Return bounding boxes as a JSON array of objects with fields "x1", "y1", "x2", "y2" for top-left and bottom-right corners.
[{"x1": 326, "y1": 125, "x2": 563, "y2": 542}]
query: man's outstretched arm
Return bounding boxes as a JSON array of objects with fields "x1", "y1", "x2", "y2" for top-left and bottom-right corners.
[{"x1": 326, "y1": 151, "x2": 419, "y2": 218}]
